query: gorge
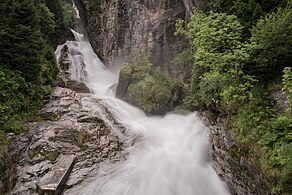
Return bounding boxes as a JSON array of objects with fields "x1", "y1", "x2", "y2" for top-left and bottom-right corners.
[
  {"x1": 1, "y1": 0, "x2": 290, "y2": 194},
  {"x1": 7, "y1": 29, "x2": 232, "y2": 195}
]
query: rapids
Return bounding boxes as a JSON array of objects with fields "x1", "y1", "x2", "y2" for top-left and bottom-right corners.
[{"x1": 55, "y1": 30, "x2": 230, "y2": 195}]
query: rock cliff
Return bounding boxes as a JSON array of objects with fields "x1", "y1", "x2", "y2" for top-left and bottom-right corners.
[
  {"x1": 78, "y1": 0, "x2": 208, "y2": 70},
  {"x1": 201, "y1": 114, "x2": 270, "y2": 195},
  {"x1": 2, "y1": 87, "x2": 129, "y2": 194}
]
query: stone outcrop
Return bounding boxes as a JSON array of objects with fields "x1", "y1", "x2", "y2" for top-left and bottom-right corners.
[
  {"x1": 271, "y1": 90, "x2": 290, "y2": 113},
  {"x1": 199, "y1": 113, "x2": 270, "y2": 195},
  {"x1": 53, "y1": 44, "x2": 91, "y2": 93},
  {"x1": 116, "y1": 61, "x2": 185, "y2": 114},
  {"x1": 2, "y1": 86, "x2": 132, "y2": 194},
  {"x1": 78, "y1": 0, "x2": 208, "y2": 70}
]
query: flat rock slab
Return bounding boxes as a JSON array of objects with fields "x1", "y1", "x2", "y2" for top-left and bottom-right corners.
[{"x1": 37, "y1": 155, "x2": 76, "y2": 195}]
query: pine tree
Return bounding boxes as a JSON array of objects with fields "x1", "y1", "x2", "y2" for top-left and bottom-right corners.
[
  {"x1": 250, "y1": 1, "x2": 292, "y2": 81},
  {"x1": 0, "y1": 0, "x2": 57, "y2": 83}
]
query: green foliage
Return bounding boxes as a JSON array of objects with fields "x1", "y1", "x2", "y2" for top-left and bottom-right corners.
[
  {"x1": 233, "y1": 0, "x2": 265, "y2": 29},
  {"x1": 128, "y1": 75, "x2": 173, "y2": 113},
  {"x1": 209, "y1": 0, "x2": 234, "y2": 13},
  {"x1": 234, "y1": 71, "x2": 292, "y2": 194},
  {"x1": 249, "y1": 3, "x2": 292, "y2": 81},
  {"x1": 60, "y1": 0, "x2": 78, "y2": 32},
  {"x1": 178, "y1": 1, "x2": 292, "y2": 193},
  {"x1": 87, "y1": 0, "x2": 100, "y2": 7},
  {"x1": 177, "y1": 11, "x2": 256, "y2": 111},
  {"x1": 209, "y1": 0, "x2": 288, "y2": 36},
  {"x1": 0, "y1": 0, "x2": 58, "y2": 83},
  {"x1": 0, "y1": 67, "x2": 51, "y2": 132},
  {"x1": 119, "y1": 56, "x2": 184, "y2": 114},
  {"x1": 281, "y1": 143, "x2": 292, "y2": 169},
  {"x1": 43, "y1": 0, "x2": 77, "y2": 46},
  {"x1": 0, "y1": 0, "x2": 75, "y2": 165},
  {"x1": 38, "y1": 1, "x2": 56, "y2": 41},
  {"x1": 282, "y1": 67, "x2": 292, "y2": 106},
  {"x1": 119, "y1": 63, "x2": 134, "y2": 80},
  {"x1": 253, "y1": 114, "x2": 292, "y2": 195}
]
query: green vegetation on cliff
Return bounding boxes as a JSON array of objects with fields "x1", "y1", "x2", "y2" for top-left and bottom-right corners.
[
  {"x1": 118, "y1": 56, "x2": 184, "y2": 114},
  {"x1": 0, "y1": 0, "x2": 76, "y2": 164},
  {"x1": 176, "y1": 1, "x2": 292, "y2": 194}
]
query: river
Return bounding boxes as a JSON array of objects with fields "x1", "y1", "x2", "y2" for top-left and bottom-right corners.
[{"x1": 55, "y1": 30, "x2": 230, "y2": 195}]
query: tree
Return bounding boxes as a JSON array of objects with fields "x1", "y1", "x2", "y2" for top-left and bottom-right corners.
[
  {"x1": 0, "y1": 0, "x2": 59, "y2": 134},
  {"x1": 209, "y1": 0, "x2": 288, "y2": 37},
  {"x1": 176, "y1": 11, "x2": 255, "y2": 111},
  {"x1": 249, "y1": 1, "x2": 292, "y2": 82},
  {"x1": 37, "y1": 1, "x2": 56, "y2": 42},
  {"x1": 0, "y1": 0, "x2": 57, "y2": 83},
  {"x1": 43, "y1": 0, "x2": 77, "y2": 46}
]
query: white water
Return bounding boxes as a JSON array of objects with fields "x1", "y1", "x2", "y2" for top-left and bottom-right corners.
[
  {"x1": 56, "y1": 30, "x2": 230, "y2": 195},
  {"x1": 55, "y1": 30, "x2": 118, "y2": 96}
]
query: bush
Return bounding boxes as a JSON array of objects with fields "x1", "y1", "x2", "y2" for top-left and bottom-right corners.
[
  {"x1": 176, "y1": 11, "x2": 256, "y2": 112},
  {"x1": 119, "y1": 56, "x2": 184, "y2": 114},
  {"x1": 250, "y1": 3, "x2": 292, "y2": 82},
  {"x1": 0, "y1": 67, "x2": 51, "y2": 133},
  {"x1": 177, "y1": 3, "x2": 292, "y2": 193}
]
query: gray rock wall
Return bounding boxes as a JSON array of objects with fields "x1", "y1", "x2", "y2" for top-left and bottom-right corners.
[
  {"x1": 79, "y1": 0, "x2": 201, "y2": 70},
  {"x1": 209, "y1": 116, "x2": 270, "y2": 195}
]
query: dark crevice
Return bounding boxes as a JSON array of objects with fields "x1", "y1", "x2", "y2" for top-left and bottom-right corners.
[{"x1": 72, "y1": 0, "x2": 88, "y2": 40}]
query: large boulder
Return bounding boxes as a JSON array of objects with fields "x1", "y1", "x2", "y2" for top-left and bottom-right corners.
[
  {"x1": 54, "y1": 43, "x2": 91, "y2": 94},
  {"x1": 116, "y1": 57, "x2": 185, "y2": 114}
]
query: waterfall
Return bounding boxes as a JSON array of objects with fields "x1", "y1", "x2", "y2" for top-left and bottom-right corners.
[
  {"x1": 55, "y1": 31, "x2": 230, "y2": 195},
  {"x1": 55, "y1": 30, "x2": 118, "y2": 97}
]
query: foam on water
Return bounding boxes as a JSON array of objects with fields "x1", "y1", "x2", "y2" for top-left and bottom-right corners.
[{"x1": 55, "y1": 30, "x2": 230, "y2": 195}]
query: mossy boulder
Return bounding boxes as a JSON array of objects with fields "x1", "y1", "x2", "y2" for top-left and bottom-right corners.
[{"x1": 117, "y1": 56, "x2": 185, "y2": 114}]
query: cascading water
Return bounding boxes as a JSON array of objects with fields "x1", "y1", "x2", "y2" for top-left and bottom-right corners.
[
  {"x1": 55, "y1": 30, "x2": 118, "y2": 96},
  {"x1": 56, "y1": 30, "x2": 230, "y2": 195}
]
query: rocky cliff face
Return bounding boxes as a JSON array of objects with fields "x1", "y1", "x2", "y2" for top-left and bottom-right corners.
[
  {"x1": 2, "y1": 87, "x2": 130, "y2": 194},
  {"x1": 79, "y1": 0, "x2": 208, "y2": 70},
  {"x1": 201, "y1": 114, "x2": 270, "y2": 195}
]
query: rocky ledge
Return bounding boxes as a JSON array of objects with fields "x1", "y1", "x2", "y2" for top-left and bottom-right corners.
[
  {"x1": 1, "y1": 86, "x2": 133, "y2": 194},
  {"x1": 199, "y1": 112, "x2": 270, "y2": 195}
]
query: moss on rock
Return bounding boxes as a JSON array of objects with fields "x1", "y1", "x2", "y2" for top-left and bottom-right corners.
[{"x1": 118, "y1": 56, "x2": 185, "y2": 114}]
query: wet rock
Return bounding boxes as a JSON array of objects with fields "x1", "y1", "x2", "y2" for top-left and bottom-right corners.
[
  {"x1": 199, "y1": 112, "x2": 270, "y2": 195},
  {"x1": 36, "y1": 155, "x2": 76, "y2": 195},
  {"x1": 56, "y1": 43, "x2": 91, "y2": 94},
  {"x1": 79, "y1": 0, "x2": 201, "y2": 69},
  {"x1": 66, "y1": 80, "x2": 91, "y2": 93},
  {"x1": 271, "y1": 90, "x2": 290, "y2": 112},
  {"x1": 3, "y1": 87, "x2": 132, "y2": 194}
]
